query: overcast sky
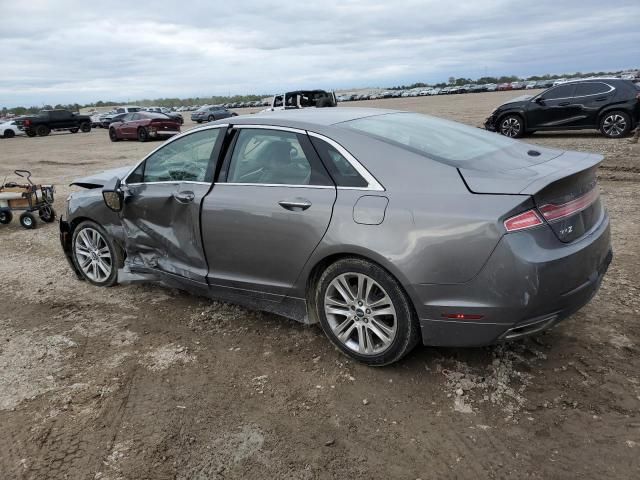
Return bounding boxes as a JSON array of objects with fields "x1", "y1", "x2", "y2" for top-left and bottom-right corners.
[{"x1": 1, "y1": 0, "x2": 638, "y2": 107}]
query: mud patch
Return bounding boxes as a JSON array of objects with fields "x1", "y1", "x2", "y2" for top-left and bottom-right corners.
[{"x1": 141, "y1": 344, "x2": 195, "y2": 372}]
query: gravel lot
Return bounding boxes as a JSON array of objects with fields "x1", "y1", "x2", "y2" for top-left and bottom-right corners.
[{"x1": 1, "y1": 91, "x2": 639, "y2": 479}]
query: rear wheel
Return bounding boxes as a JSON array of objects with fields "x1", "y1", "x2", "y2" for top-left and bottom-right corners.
[
  {"x1": 71, "y1": 221, "x2": 121, "y2": 287},
  {"x1": 0, "y1": 210, "x2": 13, "y2": 224},
  {"x1": 36, "y1": 125, "x2": 50, "y2": 137},
  {"x1": 3, "y1": 129, "x2": 15, "y2": 138},
  {"x1": 499, "y1": 114, "x2": 524, "y2": 138},
  {"x1": 315, "y1": 258, "x2": 420, "y2": 366},
  {"x1": 137, "y1": 127, "x2": 149, "y2": 142},
  {"x1": 26, "y1": 129, "x2": 36, "y2": 137},
  {"x1": 38, "y1": 205, "x2": 56, "y2": 222},
  {"x1": 600, "y1": 111, "x2": 631, "y2": 138},
  {"x1": 80, "y1": 122, "x2": 91, "y2": 132},
  {"x1": 19, "y1": 212, "x2": 37, "y2": 229},
  {"x1": 109, "y1": 128, "x2": 119, "y2": 142},
  {"x1": 207, "y1": 115, "x2": 215, "y2": 122}
]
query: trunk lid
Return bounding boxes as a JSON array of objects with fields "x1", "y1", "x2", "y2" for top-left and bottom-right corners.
[{"x1": 459, "y1": 150, "x2": 604, "y2": 243}]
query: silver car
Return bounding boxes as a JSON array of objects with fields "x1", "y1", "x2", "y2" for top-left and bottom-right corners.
[{"x1": 60, "y1": 108, "x2": 612, "y2": 365}]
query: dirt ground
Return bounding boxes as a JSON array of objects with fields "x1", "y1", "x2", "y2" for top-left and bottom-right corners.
[{"x1": 1, "y1": 91, "x2": 639, "y2": 479}]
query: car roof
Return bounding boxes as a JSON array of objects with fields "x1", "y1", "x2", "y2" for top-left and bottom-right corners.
[{"x1": 227, "y1": 107, "x2": 401, "y2": 129}]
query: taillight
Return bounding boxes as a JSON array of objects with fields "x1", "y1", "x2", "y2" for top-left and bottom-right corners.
[
  {"x1": 24, "y1": 119, "x2": 31, "y2": 127},
  {"x1": 538, "y1": 187, "x2": 599, "y2": 222},
  {"x1": 504, "y1": 209, "x2": 543, "y2": 232}
]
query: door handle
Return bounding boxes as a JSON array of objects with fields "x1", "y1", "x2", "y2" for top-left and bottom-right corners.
[
  {"x1": 173, "y1": 191, "x2": 195, "y2": 204},
  {"x1": 278, "y1": 199, "x2": 312, "y2": 211},
  {"x1": 558, "y1": 102, "x2": 570, "y2": 106},
  {"x1": 595, "y1": 97, "x2": 607, "y2": 102}
]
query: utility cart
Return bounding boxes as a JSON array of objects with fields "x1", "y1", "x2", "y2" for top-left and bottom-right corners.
[{"x1": 0, "y1": 170, "x2": 56, "y2": 229}]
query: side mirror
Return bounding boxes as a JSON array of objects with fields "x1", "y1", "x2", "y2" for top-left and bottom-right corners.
[
  {"x1": 102, "y1": 177, "x2": 124, "y2": 212},
  {"x1": 535, "y1": 97, "x2": 545, "y2": 105}
]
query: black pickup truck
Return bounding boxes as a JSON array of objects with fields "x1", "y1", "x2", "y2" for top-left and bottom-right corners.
[{"x1": 17, "y1": 109, "x2": 92, "y2": 137}]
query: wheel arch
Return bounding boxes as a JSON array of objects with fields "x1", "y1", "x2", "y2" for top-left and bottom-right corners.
[{"x1": 302, "y1": 250, "x2": 420, "y2": 325}]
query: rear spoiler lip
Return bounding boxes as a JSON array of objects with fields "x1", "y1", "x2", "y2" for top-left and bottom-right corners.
[{"x1": 458, "y1": 151, "x2": 604, "y2": 196}]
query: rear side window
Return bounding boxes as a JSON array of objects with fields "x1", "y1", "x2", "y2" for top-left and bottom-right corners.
[
  {"x1": 225, "y1": 129, "x2": 332, "y2": 186},
  {"x1": 574, "y1": 82, "x2": 612, "y2": 96},
  {"x1": 541, "y1": 84, "x2": 576, "y2": 100},
  {"x1": 310, "y1": 137, "x2": 368, "y2": 187}
]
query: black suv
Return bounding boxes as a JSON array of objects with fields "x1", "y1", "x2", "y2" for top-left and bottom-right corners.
[{"x1": 485, "y1": 79, "x2": 640, "y2": 138}]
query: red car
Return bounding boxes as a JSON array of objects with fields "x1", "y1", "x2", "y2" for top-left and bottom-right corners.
[
  {"x1": 109, "y1": 112, "x2": 180, "y2": 142},
  {"x1": 496, "y1": 83, "x2": 513, "y2": 91}
]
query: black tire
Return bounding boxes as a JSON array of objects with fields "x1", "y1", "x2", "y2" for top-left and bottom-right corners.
[
  {"x1": 19, "y1": 212, "x2": 37, "y2": 229},
  {"x1": 600, "y1": 111, "x2": 632, "y2": 138},
  {"x1": 3, "y1": 129, "x2": 15, "y2": 138},
  {"x1": 314, "y1": 257, "x2": 420, "y2": 366},
  {"x1": 80, "y1": 122, "x2": 91, "y2": 133},
  {"x1": 38, "y1": 205, "x2": 56, "y2": 223},
  {"x1": 71, "y1": 220, "x2": 122, "y2": 287},
  {"x1": 26, "y1": 129, "x2": 36, "y2": 137},
  {"x1": 70, "y1": 128, "x2": 79, "y2": 133},
  {"x1": 109, "y1": 128, "x2": 120, "y2": 142},
  {"x1": 207, "y1": 115, "x2": 214, "y2": 122},
  {"x1": 196, "y1": 120, "x2": 202, "y2": 124},
  {"x1": 498, "y1": 114, "x2": 524, "y2": 138},
  {"x1": 0, "y1": 210, "x2": 12, "y2": 224},
  {"x1": 36, "y1": 125, "x2": 50, "y2": 137},
  {"x1": 137, "y1": 127, "x2": 149, "y2": 142}
]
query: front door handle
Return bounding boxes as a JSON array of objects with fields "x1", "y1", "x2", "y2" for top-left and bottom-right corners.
[
  {"x1": 174, "y1": 191, "x2": 195, "y2": 204},
  {"x1": 558, "y1": 102, "x2": 570, "y2": 106},
  {"x1": 278, "y1": 199, "x2": 312, "y2": 211}
]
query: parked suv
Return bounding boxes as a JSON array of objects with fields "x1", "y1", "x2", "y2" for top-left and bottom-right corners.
[{"x1": 485, "y1": 79, "x2": 640, "y2": 138}]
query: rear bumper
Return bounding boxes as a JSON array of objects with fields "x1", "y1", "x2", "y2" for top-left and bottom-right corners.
[{"x1": 415, "y1": 212, "x2": 612, "y2": 347}]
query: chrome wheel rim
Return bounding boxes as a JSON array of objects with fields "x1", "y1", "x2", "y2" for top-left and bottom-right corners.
[
  {"x1": 22, "y1": 216, "x2": 33, "y2": 227},
  {"x1": 500, "y1": 117, "x2": 521, "y2": 137},
  {"x1": 603, "y1": 114, "x2": 626, "y2": 137},
  {"x1": 324, "y1": 273, "x2": 397, "y2": 355},
  {"x1": 75, "y1": 227, "x2": 112, "y2": 283}
]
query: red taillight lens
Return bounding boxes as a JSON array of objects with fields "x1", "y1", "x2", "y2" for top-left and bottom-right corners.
[
  {"x1": 24, "y1": 119, "x2": 31, "y2": 127},
  {"x1": 441, "y1": 313, "x2": 484, "y2": 320},
  {"x1": 504, "y1": 209, "x2": 543, "y2": 232},
  {"x1": 538, "y1": 188, "x2": 599, "y2": 222}
]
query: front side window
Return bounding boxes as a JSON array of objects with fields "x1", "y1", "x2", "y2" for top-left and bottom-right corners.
[
  {"x1": 226, "y1": 129, "x2": 331, "y2": 186},
  {"x1": 129, "y1": 129, "x2": 221, "y2": 183},
  {"x1": 541, "y1": 84, "x2": 576, "y2": 100}
]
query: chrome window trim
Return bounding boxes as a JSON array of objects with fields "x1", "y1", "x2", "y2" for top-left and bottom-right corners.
[
  {"x1": 122, "y1": 124, "x2": 228, "y2": 186},
  {"x1": 126, "y1": 181, "x2": 211, "y2": 187},
  {"x1": 531, "y1": 83, "x2": 615, "y2": 102},
  {"x1": 307, "y1": 131, "x2": 385, "y2": 191},
  {"x1": 233, "y1": 124, "x2": 306, "y2": 134},
  {"x1": 215, "y1": 182, "x2": 334, "y2": 189}
]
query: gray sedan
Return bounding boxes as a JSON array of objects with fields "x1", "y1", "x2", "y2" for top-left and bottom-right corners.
[{"x1": 60, "y1": 108, "x2": 612, "y2": 365}]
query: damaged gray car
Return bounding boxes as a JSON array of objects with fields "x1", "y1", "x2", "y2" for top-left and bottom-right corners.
[{"x1": 60, "y1": 108, "x2": 612, "y2": 365}]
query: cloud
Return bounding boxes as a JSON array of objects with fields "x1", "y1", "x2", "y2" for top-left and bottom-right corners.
[{"x1": 0, "y1": 0, "x2": 638, "y2": 107}]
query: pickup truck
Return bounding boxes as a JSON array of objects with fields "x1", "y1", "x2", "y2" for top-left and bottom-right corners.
[
  {"x1": 261, "y1": 89, "x2": 337, "y2": 113},
  {"x1": 17, "y1": 109, "x2": 92, "y2": 137}
]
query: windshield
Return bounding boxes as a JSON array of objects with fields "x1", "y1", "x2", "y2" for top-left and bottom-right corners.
[{"x1": 339, "y1": 112, "x2": 520, "y2": 166}]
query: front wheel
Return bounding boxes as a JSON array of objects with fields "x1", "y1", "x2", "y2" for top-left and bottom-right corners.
[
  {"x1": 70, "y1": 128, "x2": 79, "y2": 133},
  {"x1": 600, "y1": 111, "x2": 631, "y2": 138},
  {"x1": 80, "y1": 122, "x2": 91, "y2": 133},
  {"x1": 26, "y1": 129, "x2": 36, "y2": 137},
  {"x1": 498, "y1": 114, "x2": 524, "y2": 138},
  {"x1": 109, "y1": 128, "x2": 119, "y2": 142},
  {"x1": 207, "y1": 115, "x2": 214, "y2": 122},
  {"x1": 315, "y1": 258, "x2": 420, "y2": 366},
  {"x1": 71, "y1": 221, "x2": 121, "y2": 287},
  {"x1": 3, "y1": 129, "x2": 15, "y2": 138},
  {"x1": 137, "y1": 127, "x2": 149, "y2": 142},
  {"x1": 19, "y1": 212, "x2": 37, "y2": 229}
]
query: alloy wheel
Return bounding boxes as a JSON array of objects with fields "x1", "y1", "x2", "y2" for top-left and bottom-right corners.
[
  {"x1": 324, "y1": 273, "x2": 397, "y2": 355},
  {"x1": 74, "y1": 227, "x2": 113, "y2": 283},
  {"x1": 602, "y1": 114, "x2": 626, "y2": 137},
  {"x1": 500, "y1": 117, "x2": 521, "y2": 137}
]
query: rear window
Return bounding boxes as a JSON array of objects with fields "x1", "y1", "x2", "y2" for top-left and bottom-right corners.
[{"x1": 339, "y1": 112, "x2": 520, "y2": 166}]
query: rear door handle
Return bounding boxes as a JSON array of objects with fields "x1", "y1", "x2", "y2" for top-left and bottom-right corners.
[
  {"x1": 595, "y1": 97, "x2": 607, "y2": 102},
  {"x1": 278, "y1": 199, "x2": 312, "y2": 211},
  {"x1": 174, "y1": 191, "x2": 195, "y2": 204},
  {"x1": 558, "y1": 102, "x2": 570, "y2": 106}
]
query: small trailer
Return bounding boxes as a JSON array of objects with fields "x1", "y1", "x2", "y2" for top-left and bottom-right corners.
[{"x1": 0, "y1": 170, "x2": 56, "y2": 229}]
